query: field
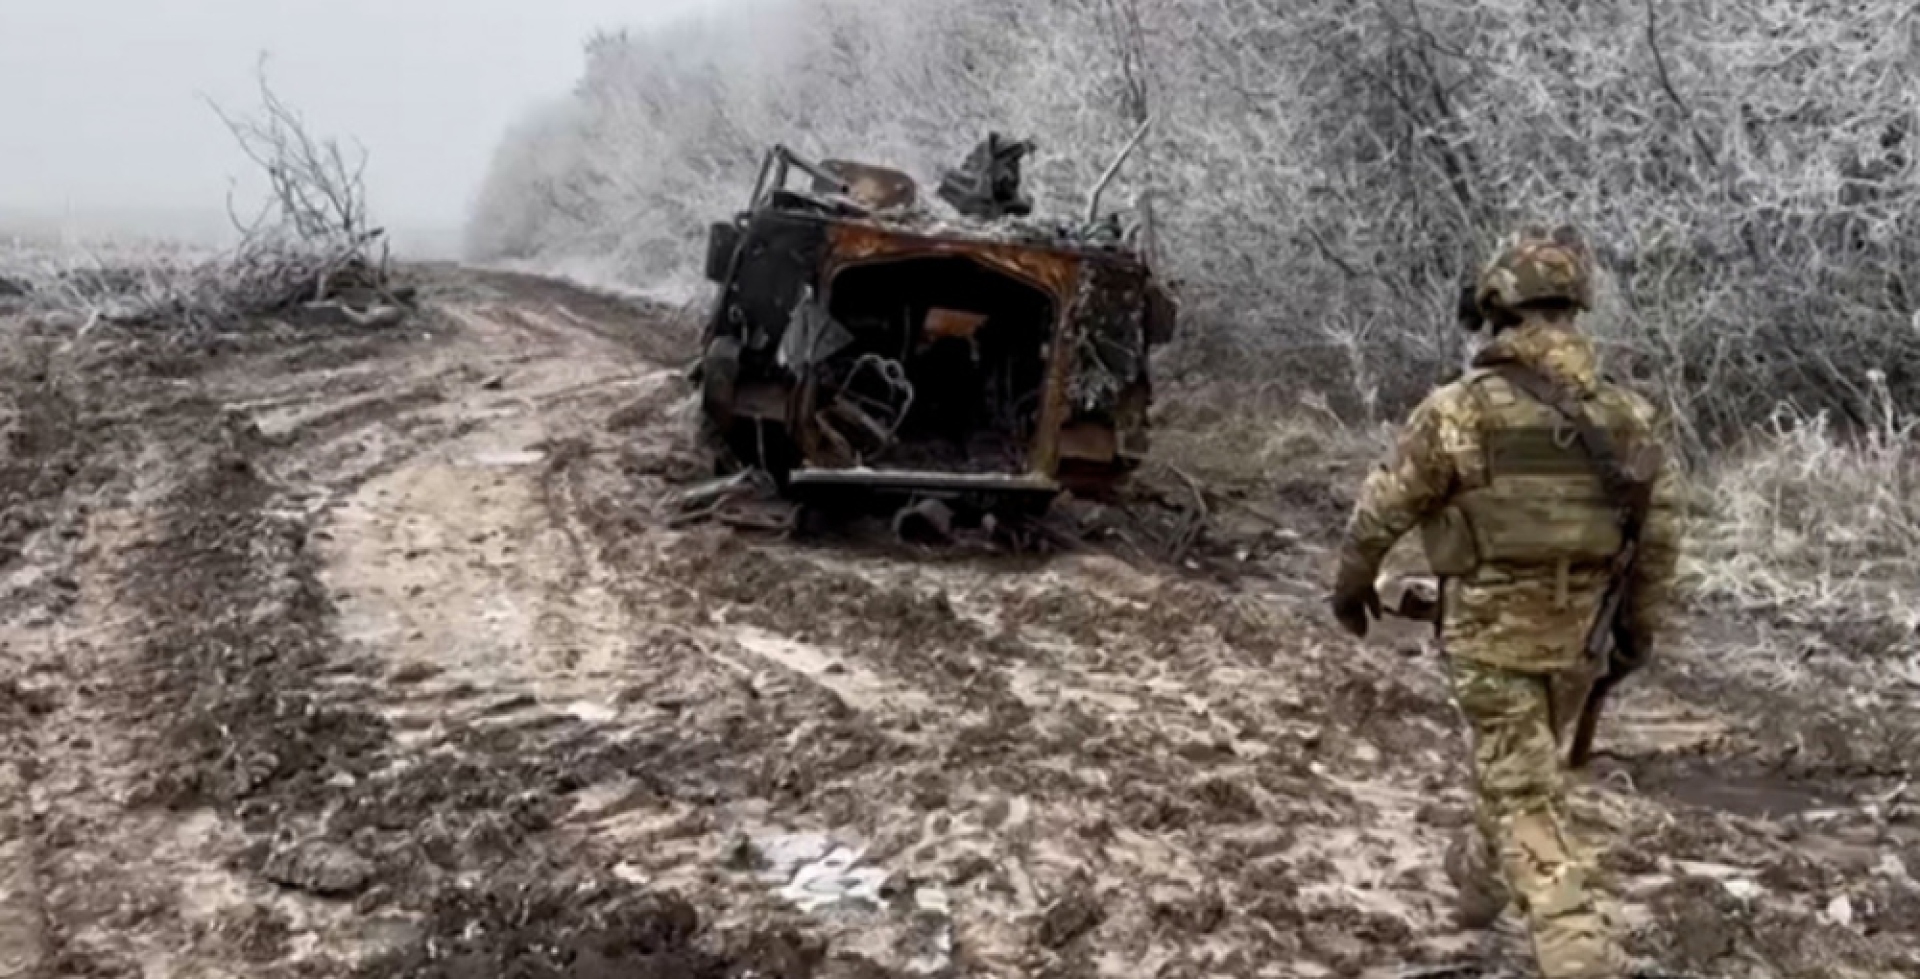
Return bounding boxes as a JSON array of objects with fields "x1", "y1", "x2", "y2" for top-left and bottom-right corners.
[{"x1": 1, "y1": 267, "x2": 1915, "y2": 978}]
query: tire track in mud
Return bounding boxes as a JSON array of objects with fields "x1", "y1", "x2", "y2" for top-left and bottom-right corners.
[
  {"x1": 0, "y1": 335, "x2": 421, "y2": 976},
  {"x1": 285, "y1": 290, "x2": 888, "y2": 979},
  {"x1": 0, "y1": 334, "x2": 339, "y2": 977},
  {"x1": 0, "y1": 276, "x2": 821, "y2": 979},
  {"x1": 8, "y1": 269, "x2": 1919, "y2": 978},
  {"x1": 0, "y1": 353, "x2": 84, "y2": 979}
]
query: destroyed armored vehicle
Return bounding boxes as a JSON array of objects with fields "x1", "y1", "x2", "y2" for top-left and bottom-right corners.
[{"x1": 695, "y1": 137, "x2": 1175, "y2": 503}]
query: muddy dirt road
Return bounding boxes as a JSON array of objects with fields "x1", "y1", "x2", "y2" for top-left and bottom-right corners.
[{"x1": 1, "y1": 268, "x2": 1916, "y2": 978}]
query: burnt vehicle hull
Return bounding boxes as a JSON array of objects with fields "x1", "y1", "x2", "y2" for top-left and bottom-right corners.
[{"x1": 698, "y1": 146, "x2": 1173, "y2": 502}]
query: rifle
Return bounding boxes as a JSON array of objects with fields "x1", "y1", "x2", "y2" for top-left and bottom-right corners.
[
  {"x1": 1491, "y1": 364, "x2": 1657, "y2": 770},
  {"x1": 1567, "y1": 542, "x2": 1643, "y2": 769}
]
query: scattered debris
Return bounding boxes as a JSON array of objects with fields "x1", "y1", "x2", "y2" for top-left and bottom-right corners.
[
  {"x1": 777, "y1": 846, "x2": 891, "y2": 915},
  {"x1": 669, "y1": 471, "x2": 798, "y2": 531},
  {"x1": 901, "y1": 887, "x2": 954, "y2": 976},
  {"x1": 672, "y1": 472, "x2": 758, "y2": 514},
  {"x1": 1825, "y1": 893, "x2": 1855, "y2": 927}
]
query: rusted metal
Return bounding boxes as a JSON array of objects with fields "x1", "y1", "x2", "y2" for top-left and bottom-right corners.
[
  {"x1": 696, "y1": 137, "x2": 1176, "y2": 508},
  {"x1": 1057, "y1": 422, "x2": 1118, "y2": 464},
  {"x1": 922, "y1": 308, "x2": 988, "y2": 342},
  {"x1": 822, "y1": 223, "x2": 1083, "y2": 297},
  {"x1": 819, "y1": 160, "x2": 918, "y2": 211}
]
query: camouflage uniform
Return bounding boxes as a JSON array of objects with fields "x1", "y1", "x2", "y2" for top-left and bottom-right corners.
[{"x1": 1331, "y1": 230, "x2": 1683, "y2": 979}]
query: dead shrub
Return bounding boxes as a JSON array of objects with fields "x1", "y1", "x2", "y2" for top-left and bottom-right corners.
[{"x1": 12, "y1": 58, "x2": 408, "y2": 336}]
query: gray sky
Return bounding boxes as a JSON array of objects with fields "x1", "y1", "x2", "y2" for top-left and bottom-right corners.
[{"x1": 0, "y1": 1, "x2": 717, "y2": 249}]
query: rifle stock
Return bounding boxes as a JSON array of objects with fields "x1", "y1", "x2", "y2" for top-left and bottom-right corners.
[
  {"x1": 1569, "y1": 542, "x2": 1638, "y2": 770},
  {"x1": 1568, "y1": 679, "x2": 1611, "y2": 770}
]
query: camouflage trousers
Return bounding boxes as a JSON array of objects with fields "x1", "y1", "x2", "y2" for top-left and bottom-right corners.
[{"x1": 1448, "y1": 658, "x2": 1620, "y2": 979}]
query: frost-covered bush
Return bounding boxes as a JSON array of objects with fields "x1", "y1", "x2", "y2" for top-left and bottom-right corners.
[{"x1": 469, "y1": 0, "x2": 1920, "y2": 448}]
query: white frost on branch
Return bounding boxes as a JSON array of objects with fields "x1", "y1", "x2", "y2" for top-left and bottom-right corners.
[
  {"x1": 466, "y1": 0, "x2": 1920, "y2": 448},
  {"x1": 5, "y1": 57, "x2": 408, "y2": 334}
]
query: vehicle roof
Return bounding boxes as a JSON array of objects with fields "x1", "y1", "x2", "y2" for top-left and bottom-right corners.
[{"x1": 757, "y1": 190, "x2": 1150, "y2": 267}]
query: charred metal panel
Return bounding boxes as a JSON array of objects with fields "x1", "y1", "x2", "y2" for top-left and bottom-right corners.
[
  {"x1": 937, "y1": 134, "x2": 1035, "y2": 220},
  {"x1": 714, "y1": 211, "x2": 830, "y2": 354}
]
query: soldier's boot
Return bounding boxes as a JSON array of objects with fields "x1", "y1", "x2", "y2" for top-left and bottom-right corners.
[
  {"x1": 1443, "y1": 826, "x2": 1510, "y2": 929},
  {"x1": 1507, "y1": 809, "x2": 1622, "y2": 979}
]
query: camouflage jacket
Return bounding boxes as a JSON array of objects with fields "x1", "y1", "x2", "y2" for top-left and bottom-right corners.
[{"x1": 1338, "y1": 319, "x2": 1684, "y2": 672}]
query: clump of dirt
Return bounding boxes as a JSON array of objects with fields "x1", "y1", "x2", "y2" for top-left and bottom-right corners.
[
  {"x1": 1192, "y1": 776, "x2": 1263, "y2": 823},
  {"x1": 1623, "y1": 871, "x2": 1901, "y2": 976},
  {"x1": 260, "y1": 837, "x2": 377, "y2": 896},
  {"x1": 197, "y1": 904, "x2": 294, "y2": 965},
  {"x1": 1035, "y1": 886, "x2": 1105, "y2": 950},
  {"x1": 0, "y1": 677, "x2": 54, "y2": 730},
  {"x1": 1149, "y1": 888, "x2": 1227, "y2": 935},
  {"x1": 350, "y1": 870, "x2": 805, "y2": 979},
  {"x1": 1630, "y1": 876, "x2": 1747, "y2": 970}
]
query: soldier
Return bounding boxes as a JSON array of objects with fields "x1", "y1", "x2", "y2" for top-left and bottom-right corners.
[{"x1": 1327, "y1": 226, "x2": 1683, "y2": 979}]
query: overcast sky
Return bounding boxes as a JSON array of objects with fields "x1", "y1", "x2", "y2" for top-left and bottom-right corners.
[{"x1": 0, "y1": 1, "x2": 718, "y2": 249}]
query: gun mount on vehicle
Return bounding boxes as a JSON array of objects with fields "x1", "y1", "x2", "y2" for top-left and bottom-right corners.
[{"x1": 694, "y1": 135, "x2": 1175, "y2": 507}]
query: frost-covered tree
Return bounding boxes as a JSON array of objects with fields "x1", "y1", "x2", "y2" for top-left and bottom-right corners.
[{"x1": 467, "y1": 0, "x2": 1920, "y2": 447}]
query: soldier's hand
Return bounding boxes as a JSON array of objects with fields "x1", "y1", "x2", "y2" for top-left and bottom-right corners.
[
  {"x1": 1331, "y1": 561, "x2": 1383, "y2": 639},
  {"x1": 1456, "y1": 281, "x2": 1485, "y2": 333}
]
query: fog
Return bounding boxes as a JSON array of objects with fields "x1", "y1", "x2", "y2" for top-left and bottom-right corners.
[{"x1": 0, "y1": 0, "x2": 722, "y2": 254}]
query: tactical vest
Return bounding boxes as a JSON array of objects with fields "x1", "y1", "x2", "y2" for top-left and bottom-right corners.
[{"x1": 1420, "y1": 369, "x2": 1631, "y2": 576}]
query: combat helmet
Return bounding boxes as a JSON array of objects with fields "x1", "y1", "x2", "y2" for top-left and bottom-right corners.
[{"x1": 1472, "y1": 224, "x2": 1593, "y2": 323}]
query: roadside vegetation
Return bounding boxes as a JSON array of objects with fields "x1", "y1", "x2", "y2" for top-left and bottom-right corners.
[
  {"x1": 469, "y1": 0, "x2": 1920, "y2": 664},
  {"x1": 1, "y1": 62, "x2": 409, "y2": 337}
]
